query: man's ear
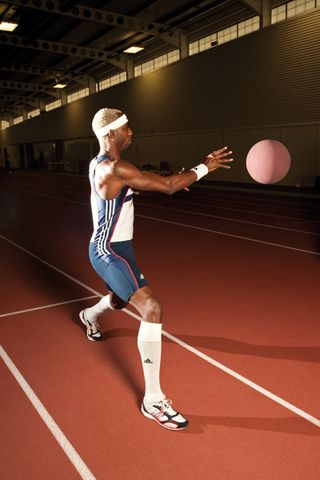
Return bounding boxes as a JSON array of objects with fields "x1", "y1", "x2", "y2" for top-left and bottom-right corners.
[{"x1": 108, "y1": 130, "x2": 115, "y2": 141}]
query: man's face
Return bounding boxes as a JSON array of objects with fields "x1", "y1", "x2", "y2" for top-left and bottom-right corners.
[{"x1": 114, "y1": 123, "x2": 133, "y2": 151}]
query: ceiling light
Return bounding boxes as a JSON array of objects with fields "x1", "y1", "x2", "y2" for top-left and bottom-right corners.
[
  {"x1": 123, "y1": 46, "x2": 144, "y2": 54},
  {"x1": 53, "y1": 82, "x2": 67, "y2": 89},
  {"x1": 0, "y1": 21, "x2": 19, "y2": 32}
]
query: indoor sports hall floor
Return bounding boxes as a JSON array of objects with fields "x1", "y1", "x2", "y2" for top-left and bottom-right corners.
[{"x1": 0, "y1": 170, "x2": 319, "y2": 480}]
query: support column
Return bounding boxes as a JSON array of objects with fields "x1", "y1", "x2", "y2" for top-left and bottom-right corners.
[
  {"x1": 88, "y1": 76, "x2": 97, "y2": 94},
  {"x1": 179, "y1": 32, "x2": 188, "y2": 59},
  {"x1": 39, "y1": 100, "x2": 46, "y2": 114},
  {"x1": 261, "y1": 0, "x2": 272, "y2": 27},
  {"x1": 126, "y1": 57, "x2": 134, "y2": 80},
  {"x1": 60, "y1": 90, "x2": 67, "y2": 106}
]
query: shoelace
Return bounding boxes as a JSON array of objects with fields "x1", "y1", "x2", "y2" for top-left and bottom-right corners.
[{"x1": 159, "y1": 399, "x2": 176, "y2": 416}]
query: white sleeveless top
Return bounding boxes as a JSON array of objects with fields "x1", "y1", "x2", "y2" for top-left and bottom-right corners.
[{"x1": 89, "y1": 155, "x2": 134, "y2": 255}]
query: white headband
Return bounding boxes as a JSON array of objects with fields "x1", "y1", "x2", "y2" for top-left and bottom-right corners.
[{"x1": 94, "y1": 114, "x2": 128, "y2": 138}]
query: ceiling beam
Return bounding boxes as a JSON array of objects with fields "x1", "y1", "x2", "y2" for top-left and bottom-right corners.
[
  {"x1": 0, "y1": 79, "x2": 60, "y2": 97},
  {"x1": 240, "y1": 1, "x2": 262, "y2": 15},
  {"x1": 0, "y1": 93, "x2": 39, "y2": 107},
  {"x1": 240, "y1": 1, "x2": 271, "y2": 27},
  {"x1": 0, "y1": 63, "x2": 65, "y2": 77},
  {"x1": 0, "y1": 95, "x2": 50, "y2": 115},
  {"x1": 0, "y1": 32, "x2": 127, "y2": 69},
  {"x1": 0, "y1": 63, "x2": 93, "y2": 87},
  {"x1": 1, "y1": 107, "x2": 21, "y2": 117},
  {"x1": 1, "y1": 0, "x2": 181, "y2": 47}
]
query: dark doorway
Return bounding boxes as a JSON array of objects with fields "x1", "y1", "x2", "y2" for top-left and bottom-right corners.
[
  {"x1": 19, "y1": 145, "x2": 26, "y2": 169},
  {"x1": 26, "y1": 143, "x2": 35, "y2": 169}
]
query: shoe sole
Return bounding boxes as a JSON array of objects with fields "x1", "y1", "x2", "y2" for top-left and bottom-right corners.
[
  {"x1": 141, "y1": 404, "x2": 188, "y2": 431},
  {"x1": 79, "y1": 310, "x2": 102, "y2": 342}
]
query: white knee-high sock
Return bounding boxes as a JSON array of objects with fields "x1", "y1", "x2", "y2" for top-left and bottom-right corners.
[
  {"x1": 85, "y1": 294, "x2": 113, "y2": 322},
  {"x1": 138, "y1": 321, "x2": 165, "y2": 406}
]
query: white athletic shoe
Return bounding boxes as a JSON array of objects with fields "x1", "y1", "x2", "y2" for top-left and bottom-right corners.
[
  {"x1": 141, "y1": 399, "x2": 188, "y2": 430},
  {"x1": 79, "y1": 309, "x2": 102, "y2": 341}
]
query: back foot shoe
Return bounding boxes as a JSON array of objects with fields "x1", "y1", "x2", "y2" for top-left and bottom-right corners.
[{"x1": 79, "y1": 309, "x2": 102, "y2": 341}]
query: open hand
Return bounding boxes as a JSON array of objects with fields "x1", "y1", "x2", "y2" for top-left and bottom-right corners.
[{"x1": 205, "y1": 146, "x2": 233, "y2": 172}]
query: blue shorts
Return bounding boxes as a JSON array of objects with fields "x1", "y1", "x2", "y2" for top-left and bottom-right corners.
[{"x1": 89, "y1": 240, "x2": 148, "y2": 303}]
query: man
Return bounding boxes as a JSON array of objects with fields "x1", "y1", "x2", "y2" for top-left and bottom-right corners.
[{"x1": 80, "y1": 107, "x2": 233, "y2": 430}]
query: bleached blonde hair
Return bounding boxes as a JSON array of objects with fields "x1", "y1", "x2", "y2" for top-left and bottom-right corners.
[{"x1": 92, "y1": 108, "x2": 122, "y2": 138}]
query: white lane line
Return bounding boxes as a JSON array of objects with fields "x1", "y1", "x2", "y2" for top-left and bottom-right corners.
[
  {"x1": 0, "y1": 234, "x2": 101, "y2": 297},
  {"x1": 3, "y1": 181, "x2": 319, "y2": 213},
  {"x1": 165, "y1": 198, "x2": 320, "y2": 223},
  {"x1": 0, "y1": 346, "x2": 96, "y2": 480},
  {"x1": 0, "y1": 186, "x2": 89, "y2": 207},
  {"x1": 137, "y1": 214, "x2": 320, "y2": 256},
  {"x1": 192, "y1": 188, "x2": 320, "y2": 210},
  {"x1": 163, "y1": 331, "x2": 320, "y2": 427},
  {"x1": 0, "y1": 295, "x2": 99, "y2": 318},
  {"x1": 1, "y1": 233, "x2": 317, "y2": 428},
  {"x1": 136, "y1": 202, "x2": 320, "y2": 236},
  {"x1": 122, "y1": 308, "x2": 320, "y2": 428},
  {"x1": 1, "y1": 186, "x2": 319, "y2": 254},
  {"x1": 187, "y1": 194, "x2": 319, "y2": 214}
]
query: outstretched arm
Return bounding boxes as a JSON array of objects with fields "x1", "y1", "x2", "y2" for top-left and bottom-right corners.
[{"x1": 115, "y1": 147, "x2": 233, "y2": 195}]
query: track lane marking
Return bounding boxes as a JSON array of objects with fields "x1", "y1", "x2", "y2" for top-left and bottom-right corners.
[
  {"x1": 122, "y1": 309, "x2": 320, "y2": 428},
  {"x1": 0, "y1": 295, "x2": 99, "y2": 318},
  {"x1": 164, "y1": 197, "x2": 320, "y2": 221},
  {"x1": 3, "y1": 183, "x2": 320, "y2": 222},
  {"x1": 0, "y1": 346, "x2": 96, "y2": 480},
  {"x1": 2, "y1": 180, "x2": 319, "y2": 213},
  {"x1": 137, "y1": 215, "x2": 320, "y2": 256},
  {"x1": 136, "y1": 202, "x2": 320, "y2": 236},
  {"x1": 1, "y1": 187, "x2": 319, "y2": 255},
  {"x1": 0, "y1": 233, "x2": 319, "y2": 428}
]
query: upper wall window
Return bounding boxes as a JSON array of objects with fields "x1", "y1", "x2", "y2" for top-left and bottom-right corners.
[
  {"x1": 189, "y1": 33, "x2": 217, "y2": 55},
  {"x1": 99, "y1": 72, "x2": 127, "y2": 91},
  {"x1": 134, "y1": 50, "x2": 180, "y2": 77},
  {"x1": 46, "y1": 99, "x2": 62, "y2": 111},
  {"x1": 1, "y1": 120, "x2": 9, "y2": 130},
  {"x1": 238, "y1": 16, "x2": 260, "y2": 37},
  {"x1": 28, "y1": 108, "x2": 40, "y2": 119},
  {"x1": 13, "y1": 116, "x2": 23, "y2": 125},
  {"x1": 273, "y1": 0, "x2": 318, "y2": 23},
  {"x1": 67, "y1": 88, "x2": 90, "y2": 103},
  {"x1": 217, "y1": 25, "x2": 238, "y2": 45},
  {"x1": 287, "y1": 0, "x2": 317, "y2": 18},
  {"x1": 272, "y1": 4, "x2": 287, "y2": 23}
]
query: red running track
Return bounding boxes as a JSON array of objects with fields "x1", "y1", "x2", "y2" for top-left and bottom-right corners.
[{"x1": 0, "y1": 171, "x2": 319, "y2": 480}]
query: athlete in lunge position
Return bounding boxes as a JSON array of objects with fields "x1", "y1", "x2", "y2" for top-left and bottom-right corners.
[{"x1": 80, "y1": 108, "x2": 233, "y2": 430}]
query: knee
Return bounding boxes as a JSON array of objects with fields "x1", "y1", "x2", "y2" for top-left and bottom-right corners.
[
  {"x1": 110, "y1": 292, "x2": 127, "y2": 310},
  {"x1": 144, "y1": 295, "x2": 162, "y2": 321}
]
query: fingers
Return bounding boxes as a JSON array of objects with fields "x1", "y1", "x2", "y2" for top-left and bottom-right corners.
[
  {"x1": 215, "y1": 146, "x2": 229, "y2": 155},
  {"x1": 215, "y1": 148, "x2": 233, "y2": 158},
  {"x1": 206, "y1": 145, "x2": 233, "y2": 170},
  {"x1": 207, "y1": 146, "x2": 232, "y2": 159},
  {"x1": 218, "y1": 157, "x2": 233, "y2": 169},
  {"x1": 219, "y1": 162, "x2": 233, "y2": 169}
]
